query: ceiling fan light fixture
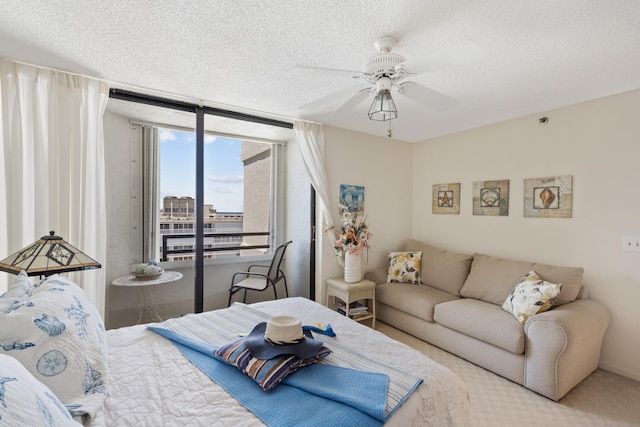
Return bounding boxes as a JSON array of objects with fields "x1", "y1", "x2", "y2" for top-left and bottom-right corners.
[{"x1": 368, "y1": 89, "x2": 397, "y2": 121}]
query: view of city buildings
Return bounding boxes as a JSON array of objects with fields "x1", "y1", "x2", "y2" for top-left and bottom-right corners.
[
  {"x1": 159, "y1": 196, "x2": 244, "y2": 261},
  {"x1": 158, "y1": 139, "x2": 272, "y2": 261}
]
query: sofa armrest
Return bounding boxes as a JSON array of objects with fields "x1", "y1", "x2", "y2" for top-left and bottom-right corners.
[
  {"x1": 365, "y1": 267, "x2": 388, "y2": 284},
  {"x1": 524, "y1": 299, "x2": 610, "y2": 400}
]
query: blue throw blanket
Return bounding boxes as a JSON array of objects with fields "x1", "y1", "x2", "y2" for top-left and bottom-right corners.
[
  {"x1": 147, "y1": 303, "x2": 422, "y2": 426},
  {"x1": 150, "y1": 327, "x2": 388, "y2": 426}
]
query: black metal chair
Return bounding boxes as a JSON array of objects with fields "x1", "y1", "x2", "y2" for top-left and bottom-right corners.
[{"x1": 228, "y1": 240, "x2": 293, "y2": 306}]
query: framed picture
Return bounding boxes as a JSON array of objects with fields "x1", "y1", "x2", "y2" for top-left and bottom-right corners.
[
  {"x1": 473, "y1": 179, "x2": 510, "y2": 216},
  {"x1": 339, "y1": 184, "x2": 364, "y2": 214},
  {"x1": 432, "y1": 183, "x2": 460, "y2": 214},
  {"x1": 523, "y1": 175, "x2": 573, "y2": 218}
]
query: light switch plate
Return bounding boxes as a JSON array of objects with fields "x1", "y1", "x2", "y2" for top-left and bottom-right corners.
[{"x1": 622, "y1": 236, "x2": 640, "y2": 252}]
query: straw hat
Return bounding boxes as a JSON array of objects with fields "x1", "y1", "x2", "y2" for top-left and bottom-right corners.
[{"x1": 245, "y1": 315, "x2": 325, "y2": 359}]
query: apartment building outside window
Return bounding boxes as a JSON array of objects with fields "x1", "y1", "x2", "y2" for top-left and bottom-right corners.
[{"x1": 155, "y1": 128, "x2": 277, "y2": 262}]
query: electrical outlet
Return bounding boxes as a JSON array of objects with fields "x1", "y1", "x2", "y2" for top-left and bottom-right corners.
[{"x1": 622, "y1": 236, "x2": 640, "y2": 252}]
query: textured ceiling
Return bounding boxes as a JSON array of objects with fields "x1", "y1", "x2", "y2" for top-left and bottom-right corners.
[{"x1": 1, "y1": 1, "x2": 640, "y2": 142}]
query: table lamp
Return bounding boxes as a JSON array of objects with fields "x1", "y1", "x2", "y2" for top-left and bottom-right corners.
[{"x1": 0, "y1": 231, "x2": 101, "y2": 278}]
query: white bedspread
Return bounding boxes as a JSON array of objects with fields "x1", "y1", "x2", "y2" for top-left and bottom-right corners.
[{"x1": 88, "y1": 297, "x2": 473, "y2": 426}]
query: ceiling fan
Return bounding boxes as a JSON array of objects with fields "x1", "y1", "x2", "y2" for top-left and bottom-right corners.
[{"x1": 297, "y1": 36, "x2": 486, "y2": 121}]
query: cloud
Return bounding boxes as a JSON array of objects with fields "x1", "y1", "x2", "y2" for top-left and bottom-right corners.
[
  {"x1": 159, "y1": 129, "x2": 176, "y2": 142},
  {"x1": 205, "y1": 134, "x2": 217, "y2": 144},
  {"x1": 207, "y1": 175, "x2": 244, "y2": 184},
  {"x1": 216, "y1": 186, "x2": 239, "y2": 194}
]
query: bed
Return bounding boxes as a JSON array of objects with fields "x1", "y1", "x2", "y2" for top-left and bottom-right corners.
[
  {"x1": 0, "y1": 274, "x2": 472, "y2": 426},
  {"x1": 90, "y1": 297, "x2": 471, "y2": 426}
]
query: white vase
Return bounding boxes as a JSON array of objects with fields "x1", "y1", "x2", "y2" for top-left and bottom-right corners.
[{"x1": 344, "y1": 251, "x2": 362, "y2": 283}]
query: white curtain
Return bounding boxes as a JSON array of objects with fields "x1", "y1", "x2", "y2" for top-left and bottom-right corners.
[
  {"x1": 142, "y1": 125, "x2": 160, "y2": 263},
  {"x1": 293, "y1": 121, "x2": 342, "y2": 266},
  {"x1": 0, "y1": 59, "x2": 108, "y2": 317}
]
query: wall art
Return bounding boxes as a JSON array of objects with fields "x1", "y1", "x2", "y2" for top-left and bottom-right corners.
[
  {"x1": 432, "y1": 183, "x2": 460, "y2": 214},
  {"x1": 523, "y1": 175, "x2": 573, "y2": 218},
  {"x1": 473, "y1": 179, "x2": 510, "y2": 216},
  {"x1": 339, "y1": 184, "x2": 364, "y2": 214}
]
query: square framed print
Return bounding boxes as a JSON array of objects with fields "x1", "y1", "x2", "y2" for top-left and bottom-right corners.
[
  {"x1": 523, "y1": 175, "x2": 573, "y2": 218},
  {"x1": 339, "y1": 184, "x2": 364, "y2": 214},
  {"x1": 432, "y1": 183, "x2": 460, "y2": 214},
  {"x1": 473, "y1": 179, "x2": 509, "y2": 216}
]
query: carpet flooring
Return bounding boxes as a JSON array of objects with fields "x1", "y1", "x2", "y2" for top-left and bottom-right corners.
[{"x1": 376, "y1": 321, "x2": 640, "y2": 427}]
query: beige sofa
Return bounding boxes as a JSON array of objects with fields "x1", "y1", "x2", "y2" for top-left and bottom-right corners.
[{"x1": 365, "y1": 239, "x2": 610, "y2": 401}]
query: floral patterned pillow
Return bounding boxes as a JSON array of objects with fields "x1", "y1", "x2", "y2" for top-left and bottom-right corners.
[
  {"x1": 386, "y1": 251, "x2": 422, "y2": 284},
  {"x1": 502, "y1": 271, "x2": 562, "y2": 323}
]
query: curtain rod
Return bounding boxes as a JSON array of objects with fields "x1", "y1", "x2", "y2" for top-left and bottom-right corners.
[
  {"x1": 129, "y1": 119, "x2": 287, "y2": 145},
  {"x1": 110, "y1": 88, "x2": 294, "y2": 130}
]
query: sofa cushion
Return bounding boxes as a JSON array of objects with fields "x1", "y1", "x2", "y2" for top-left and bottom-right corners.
[
  {"x1": 502, "y1": 271, "x2": 562, "y2": 323},
  {"x1": 404, "y1": 239, "x2": 473, "y2": 296},
  {"x1": 530, "y1": 262, "x2": 583, "y2": 305},
  {"x1": 376, "y1": 282, "x2": 459, "y2": 322},
  {"x1": 460, "y1": 253, "x2": 583, "y2": 305},
  {"x1": 434, "y1": 298, "x2": 526, "y2": 354},
  {"x1": 386, "y1": 251, "x2": 422, "y2": 284}
]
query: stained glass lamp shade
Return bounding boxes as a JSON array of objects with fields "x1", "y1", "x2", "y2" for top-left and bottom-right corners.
[{"x1": 0, "y1": 231, "x2": 101, "y2": 277}]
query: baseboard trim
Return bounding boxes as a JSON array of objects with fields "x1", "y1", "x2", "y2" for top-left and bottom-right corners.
[{"x1": 599, "y1": 361, "x2": 640, "y2": 382}]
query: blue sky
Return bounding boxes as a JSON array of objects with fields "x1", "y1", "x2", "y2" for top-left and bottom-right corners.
[{"x1": 159, "y1": 128, "x2": 244, "y2": 212}]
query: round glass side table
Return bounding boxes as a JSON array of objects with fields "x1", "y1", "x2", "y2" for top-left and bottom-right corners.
[{"x1": 112, "y1": 271, "x2": 183, "y2": 324}]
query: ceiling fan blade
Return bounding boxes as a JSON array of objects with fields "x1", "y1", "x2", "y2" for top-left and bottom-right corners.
[
  {"x1": 401, "y1": 39, "x2": 487, "y2": 74},
  {"x1": 330, "y1": 88, "x2": 373, "y2": 118},
  {"x1": 397, "y1": 82, "x2": 458, "y2": 111},
  {"x1": 299, "y1": 84, "x2": 368, "y2": 111}
]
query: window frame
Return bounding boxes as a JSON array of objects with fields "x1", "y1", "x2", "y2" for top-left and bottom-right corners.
[
  {"x1": 151, "y1": 125, "x2": 283, "y2": 265},
  {"x1": 110, "y1": 89, "x2": 292, "y2": 312},
  {"x1": 131, "y1": 120, "x2": 286, "y2": 268}
]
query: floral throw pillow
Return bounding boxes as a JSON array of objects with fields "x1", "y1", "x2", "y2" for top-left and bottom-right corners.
[
  {"x1": 502, "y1": 271, "x2": 562, "y2": 324},
  {"x1": 387, "y1": 251, "x2": 422, "y2": 284}
]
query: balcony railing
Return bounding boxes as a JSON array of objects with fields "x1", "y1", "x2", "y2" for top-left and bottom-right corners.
[{"x1": 161, "y1": 231, "x2": 270, "y2": 261}]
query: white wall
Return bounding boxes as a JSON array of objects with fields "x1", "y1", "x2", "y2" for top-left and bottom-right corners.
[
  {"x1": 411, "y1": 89, "x2": 640, "y2": 381},
  {"x1": 319, "y1": 126, "x2": 414, "y2": 299}
]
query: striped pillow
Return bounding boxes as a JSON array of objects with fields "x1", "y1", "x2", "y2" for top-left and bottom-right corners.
[{"x1": 214, "y1": 338, "x2": 331, "y2": 391}]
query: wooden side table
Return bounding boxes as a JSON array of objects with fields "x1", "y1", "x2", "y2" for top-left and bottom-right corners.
[
  {"x1": 112, "y1": 271, "x2": 183, "y2": 324},
  {"x1": 326, "y1": 277, "x2": 376, "y2": 328}
]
